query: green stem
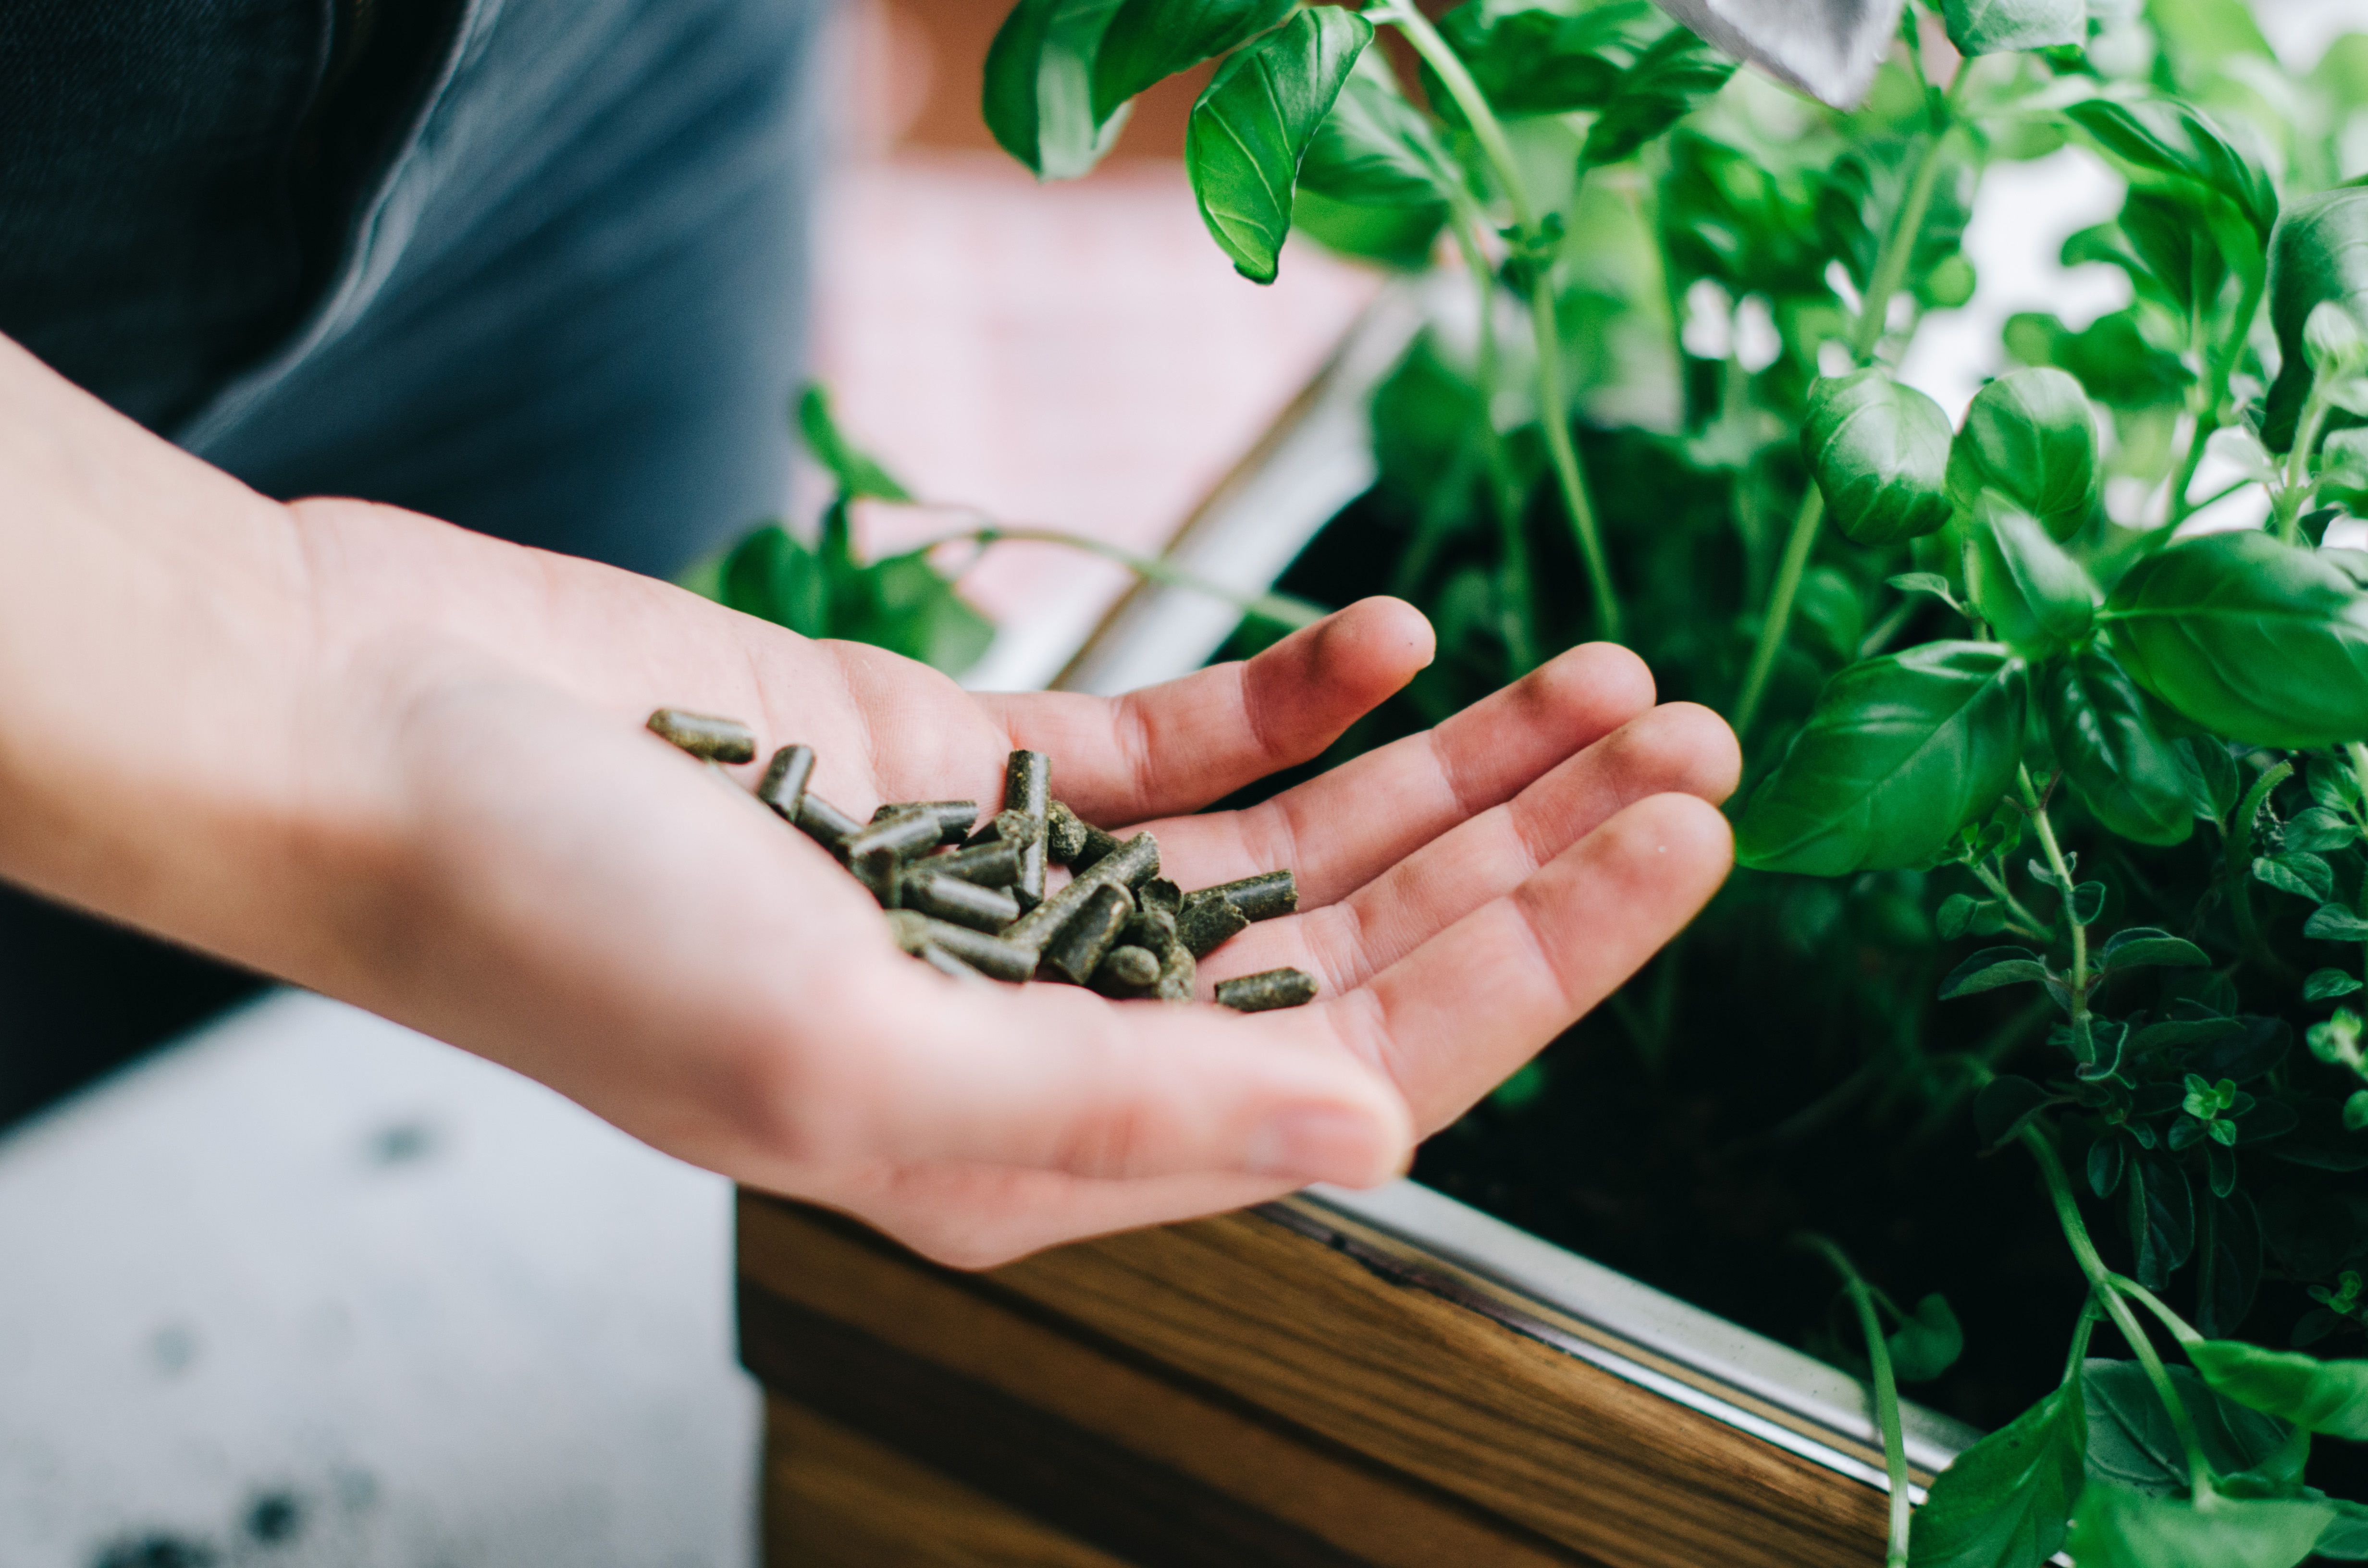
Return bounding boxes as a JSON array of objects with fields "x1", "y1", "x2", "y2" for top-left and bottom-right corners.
[
  {"x1": 2168, "y1": 264, "x2": 2269, "y2": 528},
  {"x1": 2277, "y1": 382, "x2": 2338, "y2": 544},
  {"x1": 2019, "y1": 1126, "x2": 2215, "y2": 1497},
  {"x1": 1382, "y1": 3, "x2": 1621, "y2": 641},
  {"x1": 1969, "y1": 859, "x2": 2051, "y2": 941},
  {"x1": 2107, "y1": 1272, "x2": 2207, "y2": 1350},
  {"x1": 919, "y1": 524, "x2": 1324, "y2": 629},
  {"x1": 2019, "y1": 767, "x2": 2090, "y2": 1047},
  {"x1": 1448, "y1": 215, "x2": 1538, "y2": 674},
  {"x1": 1732, "y1": 487, "x2": 1823, "y2": 740},
  {"x1": 2228, "y1": 759, "x2": 2295, "y2": 957},
  {"x1": 2063, "y1": 1292, "x2": 2104, "y2": 1385},
  {"x1": 1799, "y1": 1235, "x2": 1912, "y2": 1568}
]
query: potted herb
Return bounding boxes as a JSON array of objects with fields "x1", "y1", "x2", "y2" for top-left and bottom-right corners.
[{"x1": 729, "y1": 0, "x2": 2368, "y2": 1563}]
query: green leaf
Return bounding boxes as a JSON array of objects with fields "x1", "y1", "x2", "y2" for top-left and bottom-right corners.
[
  {"x1": 2306, "y1": 903, "x2": 2368, "y2": 941},
  {"x1": 1974, "y1": 1075, "x2": 2062, "y2": 1150},
  {"x1": 836, "y1": 551, "x2": 997, "y2": 676},
  {"x1": 1800, "y1": 370, "x2": 1955, "y2": 547},
  {"x1": 2306, "y1": 968, "x2": 2365, "y2": 1000},
  {"x1": 1887, "y1": 1293, "x2": 1964, "y2": 1382},
  {"x1": 718, "y1": 524, "x2": 829, "y2": 637},
  {"x1": 2084, "y1": 1360, "x2": 2296, "y2": 1494},
  {"x1": 2100, "y1": 927, "x2": 2211, "y2": 970},
  {"x1": 1906, "y1": 1382, "x2": 2084, "y2": 1568},
  {"x1": 1941, "y1": 0, "x2": 2083, "y2": 58},
  {"x1": 1184, "y1": 6, "x2": 1371, "y2": 284},
  {"x1": 1577, "y1": 26, "x2": 1736, "y2": 168},
  {"x1": 797, "y1": 386, "x2": 913, "y2": 503},
  {"x1": 2104, "y1": 530, "x2": 2368, "y2": 748},
  {"x1": 2264, "y1": 188, "x2": 2368, "y2": 452},
  {"x1": 2310, "y1": 752, "x2": 2366, "y2": 812},
  {"x1": 1969, "y1": 502, "x2": 2098, "y2": 658},
  {"x1": 1737, "y1": 643, "x2": 2027, "y2": 875},
  {"x1": 1889, "y1": 572, "x2": 1964, "y2": 612},
  {"x1": 2092, "y1": 1133, "x2": 2128, "y2": 1196},
  {"x1": 2004, "y1": 306, "x2": 2195, "y2": 412},
  {"x1": 2061, "y1": 97, "x2": 2279, "y2": 245},
  {"x1": 1289, "y1": 188, "x2": 1446, "y2": 269},
  {"x1": 2190, "y1": 1341, "x2": 2368, "y2": 1439},
  {"x1": 1090, "y1": 0, "x2": 1295, "y2": 125},
  {"x1": 2316, "y1": 1498, "x2": 2368, "y2": 1560},
  {"x1": 1432, "y1": 0, "x2": 1657, "y2": 118},
  {"x1": 1947, "y1": 368, "x2": 2099, "y2": 542},
  {"x1": 985, "y1": 0, "x2": 1134, "y2": 180},
  {"x1": 2255, "y1": 851, "x2": 2336, "y2": 904},
  {"x1": 2174, "y1": 737, "x2": 2241, "y2": 824},
  {"x1": 1295, "y1": 47, "x2": 1451, "y2": 209},
  {"x1": 1942, "y1": 945, "x2": 2054, "y2": 998},
  {"x1": 2285, "y1": 805, "x2": 2361, "y2": 852},
  {"x1": 2064, "y1": 1485, "x2": 2335, "y2": 1568}
]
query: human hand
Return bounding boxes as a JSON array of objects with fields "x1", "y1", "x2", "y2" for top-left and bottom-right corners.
[{"x1": 0, "y1": 338, "x2": 1739, "y2": 1265}]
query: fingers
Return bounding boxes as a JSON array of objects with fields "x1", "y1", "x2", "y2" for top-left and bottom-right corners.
[
  {"x1": 1145, "y1": 639, "x2": 1661, "y2": 901},
  {"x1": 1327, "y1": 792, "x2": 1733, "y2": 1129},
  {"x1": 1205, "y1": 701, "x2": 1740, "y2": 993},
  {"x1": 975, "y1": 598, "x2": 1434, "y2": 824}
]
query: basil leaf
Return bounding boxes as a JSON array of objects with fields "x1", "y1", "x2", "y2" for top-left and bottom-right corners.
[
  {"x1": 2190, "y1": 1340, "x2": 2368, "y2": 1439},
  {"x1": 837, "y1": 551, "x2": 997, "y2": 676},
  {"x1": 2196, "y1": 1190, "x2": 2264, "y2": 1337},
  {"x1": 1434, "y1": 0, "x2": 1656, "y2": 118},
  {"x1": 2084, "y1": 1359, "x2": 2295, "y2": 1494},
  {"x1": 2264, "y1": 187, "x2": 2368, "y2": 452},
  {"x1": 1578, "y1": 26, "x2": 1736, "y2": 167},
  {"x1": 1090, "y1": 0, "x2": 1295, "y2": 125},
  {"x1": 1941, "y1": 0, "x2": 2083, "y2": 58},
  {"x1": 1297, "y1": 47, "x2": 1452, "y2": 208},
  {"x1": 1970, "y1": 502, "x2": 2099, "y2": 657},
  {"x1": 1947, "y1": 368, "x2": 2099, "y2": 542},
  {"x1": 2174, "y1": 736, "x2": 2241, "y2": 824},
  {"x1": 2061, "y1": 97, "x2": 2279, "y2": 245},
  {"x1": 2005, "y1": 305, "x2": 2195, "y2": 411},
  {"x1": 718, "y1": 524, "x2": 829, "y2": 637},
  {"x1": 1800, "y1": 369, "x2": 1955, "y2": 546},
  {"x1": 2104, "y1": 530, "x2": 2368, "y2": 748},
  {"x1": 2101, "y1": 927, "x2": 2211, "y2": 969},
  {"x1": 985, "y1": 0, "x2": 1133, "y2": 179},
  {"x1": 1905, "y1": 1382, "x2": 2084, "y2": 1568},
  {"x1": 1185, "y1": 7, "x2": 1371, "y2": 284},
  {"x1": 2065, "y1": 1485, "x2": 2335, "y2": 1568},
  {"x1": 2132, "y1": 1155, "x2": 2196, "y2": 1287},
  {"x1": 1887, "y1": 1292, "x2": 1964, "y2": 1382},
  {"x1": 1736, "y1": 643, "x2": 2027, "y2": 875},
  {"x1": 797, "y1": 385, "x2": 913, "y2": 503},
  {"x1": 2317, "y1": 1499, "x2": 2368, "y2": 1561},
  {"x1": 2042, "y1": 649, "x2": 2194, "y2": 845}
]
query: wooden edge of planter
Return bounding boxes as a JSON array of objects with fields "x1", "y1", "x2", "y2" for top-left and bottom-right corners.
[
  {"x1": 1051, "y1": 284, "x2": 1426, "y2": 698},
  {"x1": 739, "y1": 1180, "x2": 1977, "y2": 1568}
]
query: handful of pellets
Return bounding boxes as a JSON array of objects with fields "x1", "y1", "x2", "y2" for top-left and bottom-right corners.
[{"x1": 647, "y1": 709, "x2": 1318, "y2": 1012}]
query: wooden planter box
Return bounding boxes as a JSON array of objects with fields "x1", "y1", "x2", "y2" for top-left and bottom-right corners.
[{"x1": 736, "y1": 1179, "x2": 1977, "y2": 1567}]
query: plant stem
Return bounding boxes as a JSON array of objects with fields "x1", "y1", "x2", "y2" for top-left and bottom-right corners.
[
  {"x1": 1447, "y1": 215, "x2": 1538, "y2": 674},
  {"x1": 2019, "y1": 767, "x2": 2090, "y2": 1051},
  {"x1": 1381, "y1": 2, "x2": 1622, "y2": 641},
  {"x1": 2167, "y1": 263, "x2": 2269, "y2": 528},
  {"x1": 2019, "y1": 1126, "x2": 2215, "y2": 1497},
  {"x1": 919, "y1": 524, "x2": 1325, "y2": 628},
  {"x1": 1799, "y1": 1235, "x2": 1912, "y2": 1568},
  {"x1": 2228, "y1": 758, "x2": 2295, "y2": 957},
  {"x1": 2277, "y1": 379, "x2": 2338, "y2": 544},
  {"x1": 2106, "y1": 1272, "x2": 2206, "y2": 1349},
  {"x1": 1730, "y1": 80, "x2": 1966, "y2": 737},
  {"x1": 2062, "y1": 1291, "x2": 2104, "y2": 1385},
  {"x1": 1969, "y1": 858, "x2": 2051, "y2": 941}
]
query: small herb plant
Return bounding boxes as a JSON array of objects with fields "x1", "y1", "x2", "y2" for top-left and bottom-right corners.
[{"x1": 698, "y1": 0, "x2": 2368, "y2": 1558}]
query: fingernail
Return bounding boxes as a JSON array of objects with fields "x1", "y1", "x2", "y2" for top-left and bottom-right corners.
[{"x1": 1246, "y1": 1108, "x2": 1390, "y2": 1185}]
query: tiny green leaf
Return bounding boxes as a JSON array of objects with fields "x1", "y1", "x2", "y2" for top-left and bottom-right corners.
[
  {"x1": 2104, "y1": 530, "x2": 2368, "y2": 747},
  {"x1": 1090, "y1": 0, "x2": 1295, "y2": 125},
  {"x1": 1948, "y1": 368, "x2": 2100, "y2": 541},
  {"x1": 1905, "y1": 1381, "x2": 2084, "y2": 1568},
  {"x1": 797, "y1": 386, "x2": 913, "y2": 502},
  {"x1": 1801, "y1": 370, "x2": 1955, "y2": 546},
  {"x1": 2256, "y1": 851, "x2": 2336, "y2": 904},
  {"x1": 2100, "y1": 927, "x2": 2211, "y2": 969},
  {"x1": 1941, "y1": 0, "x2": 2084, "y2": 58},
  {"x1": 1942, "y1": 945, "x2": 2054, "y2": 998},
  {"x1": 1578, "y1": 26, "x2": 1736, "y2": 168},
  {"x1": 2286, "y1": 805, "x2": 2361, "y2": 852},
  {"x1": 1969, "y1": 501, "x2": 2099, "y2": 657},
  {"x1": 2263, "y1": 187, "x2": 2368, "y2": 451},
  {"x1": 2306, "y1": 968, "x2": 2366, "y2": 1000},
  {"x1": 1184, "y1": 6, "x2": 1371, "y2": 284},
  {"x1": 2306, "y1": 904, "x2": 2368, "y2": 941},
  {"x1": 2188, "y1": 1340, "x2": 2368, "y2": 1440},
  {"x1": 985, "y1": 0, "x2": 1134, "y2": 180},
  {"x1": 1888, "y1": 572, "x2": 1964, "y2": 612},
  {"x1": 1887, "y1": 1293, "x2": 1964, "y2": 1382},
  {"x1": 1737, "y1": 643, "x2": 2026, "y2": 875}
]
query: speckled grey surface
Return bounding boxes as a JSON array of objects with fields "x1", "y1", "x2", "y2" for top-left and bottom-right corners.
[{"x1": 0, "y1": 992, "x2": 756, "y2": 1568}]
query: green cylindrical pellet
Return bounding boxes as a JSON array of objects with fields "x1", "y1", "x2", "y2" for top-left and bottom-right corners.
[
  {"x1": 999, "y1": 832, "x2": 1160, "y2": 953},
  {"x1": 1215, "y1": 968, "x2": 1318, "y2": 1012},
  {"x1": 1139, "y1": 877, "x2": 1183, "y2": 917},
  {"x1": 1153, "y1": 943, "x2": 1196, "y2": 1003},
  {"x1": 1176, "y1": 894, "x2": 1250, "y2": 959},
  {"x1": 844, "y1": 808, "x2": 944, "y2": 866},
  {"x1": 927, "y1": 839, "x2": 1022, "y2": 888},
  {"x1": 1003, "y1": 751, "x2": 1050, "y2": 904},
  {"x1": 646, "y1": 708, "x2": 758, "y2": 764},
  {"x1": 903, "y1": 869, "x2": 1022, "y2": 932},
  {"x1": 1095, "y1": 944, "x2": 1161, "y2": 991},
  {"x1": 886, "y1": 910, "x2": 1036, "y2": 983},
  {"x1": 1196, "y1": 870, "x2": 1298, "y2": 923},
  {"x1": 1045, "y1": 801, "x2": 1091, "y2": 865},
  {"x1": 1123, "y1": 905, "x2": 1179, "y2": 959},
  {"x1": 793, "y1": 790, "x2": 864, "y2": 854},
  {"x1": 875, "y1": 800, "x2": 981, "y2": 845},
  {"x1": 1044, "y1": 882, "x2": 1134, "y2": 986},
  {"x1": 757, "y1": 745, "x2": 815, "y2": 822},
  {"x1": 916, "y1": 942, "x2": 986, "y2": 981}
]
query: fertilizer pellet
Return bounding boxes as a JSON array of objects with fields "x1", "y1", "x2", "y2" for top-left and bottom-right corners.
[
  {"x1": 903, "y1": 869, "x2": 1023, "y2": 933},
  {"x1": 757, "y1": 745, "x2": 815, "y2": 822},
  {"x1": 1195, "y1": 870, "x2": 1298, "y2": 923},
  {"x1": 1214, "y1": 968, "x2": 1318, "y2": 1013},
  {"x1": 1175, "y1": 894, "x2": 1250, "y2": 959},
  {"x1": 886, "y1": 910, "x2": 1037, "y2": 982},
  {"x1": 1097, "y1": 944, "x2": 1161, "y2": 991},
  {"x1": 646, "y1": 708, "x2": 758, "y2": 763},
  {"x1": 1044, "y1": 883, "x2": 1134, "y2": 986},
  {"x1": 1002, "y1": 751, "x2": 1051, "y2": 905}
]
